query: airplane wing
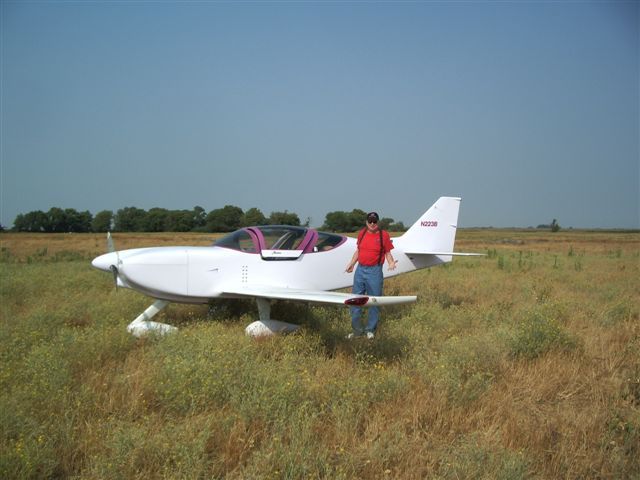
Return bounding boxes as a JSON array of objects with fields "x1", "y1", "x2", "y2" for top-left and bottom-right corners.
[
  {"x1": 403, "y1": 251, "x2": 485, "y2": 256},
  {"x1": 220, "y1": 285, "x2": 417, "y2": 307}
]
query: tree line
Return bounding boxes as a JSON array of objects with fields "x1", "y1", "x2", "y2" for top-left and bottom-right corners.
[{"x1": 9, "y1": 206, "x2": 406, "y2": 233}]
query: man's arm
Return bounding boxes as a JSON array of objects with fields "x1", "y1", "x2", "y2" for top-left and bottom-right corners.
[
  {"x1": 383, "y1": 230, "x2": 397, "y2": 270},
  {"x1": 345, "y1": 250, "x2": 359, "y2": 273},
  {"x1": 385, "y1": 251, "x2": 397, "y2": 270}
]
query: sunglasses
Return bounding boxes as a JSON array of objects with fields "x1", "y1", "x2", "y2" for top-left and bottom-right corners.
[{"x1": 367, "y1": 218, "x2": 378, "y2": 224}]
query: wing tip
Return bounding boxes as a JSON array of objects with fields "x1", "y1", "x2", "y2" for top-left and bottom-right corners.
[{"x1": 344, "y1": 296, "x2": 369, "y2": 306}]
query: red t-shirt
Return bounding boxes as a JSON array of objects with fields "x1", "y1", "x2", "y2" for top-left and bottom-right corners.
[{"x1": 357, "y1": 228, "x2": 394, "y2": 266}]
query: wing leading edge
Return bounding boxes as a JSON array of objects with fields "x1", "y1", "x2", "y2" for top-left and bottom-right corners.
[{"x1": 221, "y1": 285, "x2": 417, "y2": 307}]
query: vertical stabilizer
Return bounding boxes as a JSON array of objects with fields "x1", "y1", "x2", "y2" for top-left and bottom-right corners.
[{"x1": 395, "y1": 197, "x2": 461, "y2": 254}]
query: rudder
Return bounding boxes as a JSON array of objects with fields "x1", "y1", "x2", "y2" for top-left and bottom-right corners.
[{"x1": 394, "y1": 197, "x2": 461, "y2": 254}]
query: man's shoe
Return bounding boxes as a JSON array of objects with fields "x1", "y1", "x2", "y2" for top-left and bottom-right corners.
[
  {"x1": 366, "y1": 332, "x2": 375, "y2": 339},
  {"x1": 346, "y1": 332, "x2": 362, "y2": 340}
]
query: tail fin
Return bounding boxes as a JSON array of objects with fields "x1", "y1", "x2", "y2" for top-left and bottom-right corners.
[{"x1": 395, "y1": 197, "x2": 462, "y2": 255}]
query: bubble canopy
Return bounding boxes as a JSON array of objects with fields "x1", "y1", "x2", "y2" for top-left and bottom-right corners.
[{"x1": 213, "y1": 226, "x2": 346, "y2": 254}]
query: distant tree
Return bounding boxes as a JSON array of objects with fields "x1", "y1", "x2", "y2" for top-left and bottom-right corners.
[
  {"x1": 323, "y1": 209, "x2": 367, "y2": 232},
  {"x1": 192, "y1": 206, "x2": 206, "y2": 229},
  {"x1": 165, "y1": 210, "x2": 195, "y2": 232},
  {"x1": 32, "y1": 210, "x2": 50, "y2": 232},
  {"x1": 114, "y1": 207, "x2": 147, "y2": 232},
  {"x1": 241, "y1": 207, "x2": 267, "y2": 226},
  {"x1": 388, "y1": 221, "x2": 406, "y2": 232},
  {"x1": 80, "y1": 210, "x2": 93, "y2": 232},
  {"x1": 142, "y1": 208, "x2": 170, "y2": 232},
  {"x1": 348, "y1": 209, "x2": 368, "y2": 231},
  {"x1": 377, "y1": 218, "x2": 405, "y2": 232},
  {"x1": 47, "y1": 207, "x2": 68, "y2": 232},
  {"x1": 205, "y1": 205, "x2": 244, "y2": 232},
  {"x1": 378, "y1": 217, "x2": 394, "y2": 231},
  {"x1": 537, "y1": 219, "x2": 561, "y2": 232},
  {"x1": 65, "y1": 209, "x2": 92, "y2": 233},
  {"x1": 13, "y1": 214, "x2": 26, "y2": 232},
  {"x1": 14, "y1": 211, "x2": 48, "y2": 232},
  {"x1": 92, "y1": 210, "x2": 113, "y2": 232},
  {"x1": 268, "y1": 210, "x2": 300, "y2": 226},
  {"x1": 323, "y1": 211, "x2": 350, "y2": 232}
]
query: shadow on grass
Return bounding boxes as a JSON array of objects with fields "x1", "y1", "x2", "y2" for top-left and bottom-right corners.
[
  {"x1": 165, "y1": 298, "x2": 412, "y2": 363},
  {"x1": 293, "y1": 303, "x2": 412, "y2": 364}
]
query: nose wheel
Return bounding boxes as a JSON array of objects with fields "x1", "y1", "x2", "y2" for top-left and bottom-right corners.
[{"x1": 127, "y1": 300, "x2": 177, "y2": 337}]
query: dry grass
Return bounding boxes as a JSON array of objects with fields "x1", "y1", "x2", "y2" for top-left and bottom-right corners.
[{"x1": 1, "y1": 229, "x2": 638, "y2": 479}]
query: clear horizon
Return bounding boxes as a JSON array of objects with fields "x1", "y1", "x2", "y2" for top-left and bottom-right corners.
[{"x1": 2, "y1": 2, "x2": 638, "y2": 229}]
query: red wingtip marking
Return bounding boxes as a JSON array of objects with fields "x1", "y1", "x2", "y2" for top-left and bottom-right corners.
[{"x1": 345, "y1": 296, "x2": 369, "y2": 306}]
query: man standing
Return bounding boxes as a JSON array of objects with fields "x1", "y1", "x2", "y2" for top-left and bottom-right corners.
[{"x1": 345, "y1": 212, "x2": 397, "y2": 339}]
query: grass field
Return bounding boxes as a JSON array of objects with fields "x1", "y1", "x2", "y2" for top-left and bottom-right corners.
[{"x1": 1, "y1": 230, "x2": 638, "y2": 479}]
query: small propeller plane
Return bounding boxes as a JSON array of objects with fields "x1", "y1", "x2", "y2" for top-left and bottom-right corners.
[{"x1": 92, "y1": 197, "x2": 479, "y2": 337}]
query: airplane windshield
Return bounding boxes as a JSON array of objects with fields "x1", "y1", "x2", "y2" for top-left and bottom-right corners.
[
  {"x1": 257, "y1": 226, "x2": 307, "y2": 250},
  {"x1": 214, "y1": 226, "x2": 346, "y2": 254},
  {"x1": 213, "y1": 230, "x2": 258, "y2": 253}
]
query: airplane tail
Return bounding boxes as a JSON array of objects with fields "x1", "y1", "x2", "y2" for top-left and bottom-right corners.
[{"x1": 394, "y1": 197, "x2": 464, "y2": 256}]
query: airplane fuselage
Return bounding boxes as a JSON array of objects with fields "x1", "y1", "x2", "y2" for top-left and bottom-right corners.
[{"x1": 92, "y1": 236, "x2": 441, "y2": 304}]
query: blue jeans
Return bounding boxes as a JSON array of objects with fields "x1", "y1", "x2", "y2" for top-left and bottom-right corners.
[{"x1": 350, "y1": 264, "x2": 383, "y2": 334}]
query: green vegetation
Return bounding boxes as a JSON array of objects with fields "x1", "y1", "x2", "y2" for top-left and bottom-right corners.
[
  {"x1": 9, "y1": 206, "x2": 406, "y2": 233},
  {"x1": 322, "y1": 209, "x2": 405, "y2": 232},
  {"x1": 1, "y1": 230, "x2": 638, "y2": 478},
  {"x1": 535, "y1": 219, "x2": 561, "y2": 232}
]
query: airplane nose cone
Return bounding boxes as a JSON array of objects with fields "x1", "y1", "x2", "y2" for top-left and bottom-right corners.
[{"x1": 92, "y1": 252, "x2": 118, "y2": 271}]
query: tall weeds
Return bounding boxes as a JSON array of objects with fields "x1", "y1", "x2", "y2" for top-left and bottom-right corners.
[{"x1": 1, "y1": 230, "x2": 638, "y2": 478}]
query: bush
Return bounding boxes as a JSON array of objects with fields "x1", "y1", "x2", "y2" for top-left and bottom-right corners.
[
  {"x1": 428, "y1": 334, "x2": 502, "y2": 404},
  {"x1": 509, "y1": 309, "x2": 578, "y2": 360}
]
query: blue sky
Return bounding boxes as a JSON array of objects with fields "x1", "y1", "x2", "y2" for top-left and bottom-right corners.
[{"x1": 2, "y1": 1, "x2": 638, "y2": 229}]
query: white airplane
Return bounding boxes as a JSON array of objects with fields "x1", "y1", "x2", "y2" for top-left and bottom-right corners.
[{"x1": 92, "y1": 197, "x2": 479, "y2": 337}]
